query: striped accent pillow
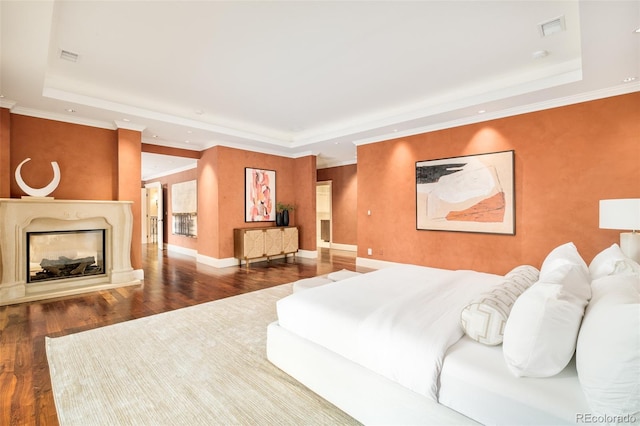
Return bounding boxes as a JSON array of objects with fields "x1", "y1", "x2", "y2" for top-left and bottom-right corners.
[{"x1": 460, "y1": 265, "x2": 539, "y2": 345}]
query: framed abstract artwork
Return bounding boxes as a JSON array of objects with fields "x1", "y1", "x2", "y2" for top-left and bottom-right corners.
[
  {"x1": 416, "y1": 150, "x2": 515, "y2": 234},
  {"x1": 245, "y1": 168, "x2": 276, "y2": 222}
]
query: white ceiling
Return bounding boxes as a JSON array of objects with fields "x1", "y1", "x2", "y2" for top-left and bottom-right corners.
[{"x1": 1, "y1": 1, "x2": 639, "y2": 180}]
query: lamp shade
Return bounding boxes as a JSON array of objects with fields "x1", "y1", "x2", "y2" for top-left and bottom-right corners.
[{"x1": 599, "y1": 199, "x2": 640, "y2": 231}]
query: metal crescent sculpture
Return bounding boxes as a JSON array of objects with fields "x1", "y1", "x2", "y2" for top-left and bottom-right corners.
[{"x1": 15, "y1": 158, "x2": 61, "y2": 197}]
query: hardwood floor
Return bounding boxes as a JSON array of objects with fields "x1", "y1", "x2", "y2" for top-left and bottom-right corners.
[{"x1": 0, "y1": 245, "x2": 365, "y2": 425}]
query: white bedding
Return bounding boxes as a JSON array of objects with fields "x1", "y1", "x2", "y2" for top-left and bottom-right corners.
[
  {"x1": 439, "y1": 336, "x2": 591, "y2": 425},
  {"x1": 276, "y1": 264, "x2": 503, "y2": 400}
]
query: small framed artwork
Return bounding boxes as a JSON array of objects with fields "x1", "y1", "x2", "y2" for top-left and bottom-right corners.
[
  {"x1": 245, "y1": 168, "x2": 276, "y2": 222},
  {"x1": 416, "y1": 150, "x2": 515, "y2": 234}
]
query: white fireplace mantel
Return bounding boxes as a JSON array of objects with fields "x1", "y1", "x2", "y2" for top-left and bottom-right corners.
[{"x1": 0, "y1": 198, "x2": 141, "y2": 305}]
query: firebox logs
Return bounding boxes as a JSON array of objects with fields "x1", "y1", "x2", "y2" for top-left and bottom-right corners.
[{"x1": 32, "y1": 256, "x2": 103, "y2": 281}]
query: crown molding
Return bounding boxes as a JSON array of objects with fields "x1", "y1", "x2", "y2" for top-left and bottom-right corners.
[
  {"x1": 42, "y1": 86, "x2": 292, "y2": 147},
  {"x1": 114, "y1": 120, "x2": 146, "y2": 132},
  {"x1": 317, "y1": 158, "x2": 357, "y2": 169},
  {"x1": 10, "y1": 106, "x2": 115, "y2": 130},
  {"x1": 292, "y1": 62, "x2": 584, "y2": 148},
  {"x1": 200, "y1": 140, "x2": 305, "y2": 160},
  {"x1": 0, "y1": 99, "x2": 17, "y2": 109},
  {"x1": 291, "y1": 150, "x2": 317, "y2": 159},
  {"x1": 354, "y1": 83, "x2": 640, "y2": 147}
]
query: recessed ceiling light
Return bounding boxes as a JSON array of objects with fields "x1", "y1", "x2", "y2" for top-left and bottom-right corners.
[
  {"x1": 478, "y1": 109, "x2": 486, "y2": 114},
  {"x1": 65, "y1": 108, "x2": 76, "y2": 113},
  {"x1": 122, "y1": 118, "x2": 130, "y2": 122},
  {"x1": 622, "y1": 76, "x2": 637, "y2": 83},
  {"x1": 532, "y1": 50, "x2": 549, "y2": 59},
  {"x1": 538, "y1": 16, "x2": 566, "y2": 37},
  {"x1": 185, "y1": 140, "x2": 190, "y2": 144},
  {"x1": 152, "y1": 135, "x2": 159, "y2": 138}
]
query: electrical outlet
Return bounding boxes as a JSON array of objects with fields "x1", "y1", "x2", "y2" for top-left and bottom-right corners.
[{"x1": 367, "y1": 248, "x2": 372, "y2": 256}]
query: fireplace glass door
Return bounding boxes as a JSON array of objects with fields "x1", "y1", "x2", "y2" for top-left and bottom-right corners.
[{"x1": 27, "y1": 229, "x2": 106, "y2": 283}]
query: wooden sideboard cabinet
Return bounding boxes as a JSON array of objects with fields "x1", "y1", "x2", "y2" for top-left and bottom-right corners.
[{"x1": 234, "y1": 226, "x2": 298, "y2": 267}]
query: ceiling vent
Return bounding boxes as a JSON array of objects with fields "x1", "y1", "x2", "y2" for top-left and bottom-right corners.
[
  {"x1": 59, "y1": 49, "x2": 79, "y2": 62},
  {"x1": 538, "y1": 15, "x2": 566, "y2": 37}
]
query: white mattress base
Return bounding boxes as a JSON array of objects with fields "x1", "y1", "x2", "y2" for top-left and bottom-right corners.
[
  {"x1": 439, "y1": 336, "x2": 593, "y2": 426},
  {"x1": 267, "y1": 321, "x2": 478, "y2": 426}
]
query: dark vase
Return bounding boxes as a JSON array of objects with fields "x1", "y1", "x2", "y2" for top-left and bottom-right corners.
[
  {"x1": 275, "y1": 212, "x2": 283, "y2": 226},
  {"x1": 282, "y1": 209, "x2": 289, "y2": 226}
]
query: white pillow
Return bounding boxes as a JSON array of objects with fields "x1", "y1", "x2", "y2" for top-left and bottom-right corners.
[
  {"x1": 327, "y1": 269, "x2": 362, "y2": 281},
  {"x1": 576, "y1": 274, "x2": 640, "y2": 417},
  {"x1": 503, "y1": 263, "x2": 591, "y2": 377},
  {"x1": 460, "y1": 265, "x2": 539, "y2": 345},
  {"x1": 589, "y1": 243, "x2": 640, "y2": 280},
  {"x1": 540, "y1": 242, "x2": 591, "y2": 301}
]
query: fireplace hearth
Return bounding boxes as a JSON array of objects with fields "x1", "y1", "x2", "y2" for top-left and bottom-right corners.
[{"x1": 0, "y1": 198, "x2": 141, "y2": 306}]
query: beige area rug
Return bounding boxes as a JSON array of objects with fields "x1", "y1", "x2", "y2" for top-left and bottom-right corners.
[{"x1": 46, "y1": 284, "x2": 359, "y2": 425}]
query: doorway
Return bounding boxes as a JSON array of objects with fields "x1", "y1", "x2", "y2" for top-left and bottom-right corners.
[
  {"x1": 144, "y1": 182, "x2": 164, "y2": 249},
  {"x1": 316, "y1": 181, "x2": 332, "y2": 248}
]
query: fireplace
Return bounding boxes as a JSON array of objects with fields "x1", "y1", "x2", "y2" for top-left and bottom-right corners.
[
  {"x1": 27, "y1": 229, "x2": 106, "y2": 283},
  {"x1": 0, "y1": 198, "x2": 140, "y2": 305}
]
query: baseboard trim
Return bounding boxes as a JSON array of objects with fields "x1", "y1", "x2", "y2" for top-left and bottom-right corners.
[
  {"x1": 197, "y1": 254, "x2": 239, "y2": 269},
  {"x1": 133, "y1": 269, "x2": 145, "y2": 280},
  {"x1": 162, "y1": 245, "x2": 317, "y2": 268},
  {"x1": 355, "y1": 257, "x2": 404, "y2": 270},
  {"x1": 330, "y1": 243, "x2": 357, "y2": 252},
  {"x1": 166, "y1": 244, "x2": 198, "y2": 258},
  {"x1": 297, "y1": 249, "x2": 317, "y2": 259}
]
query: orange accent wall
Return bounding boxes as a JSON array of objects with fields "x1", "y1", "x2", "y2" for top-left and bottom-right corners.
[
  {"x1": 0, "y1": 108, "x2": 10, "y2": 197},
  {"x1": 317, "y1": 164, "x2": 358, "y2": 246},
  {"x1": 294, "y1": 155, "x2": 317, "y2": 250},
  {"x1": 195, "y1": 146, "x2": 315, "y2": 260},
  {"x1": 197, "y1": 146, "x2": 220, "y2": 258},
  {"x1": 150, "y1": 148, "x2": 317, "y2": 260},
  {"x1": 9, "y1": 115, "x2": 118, "y2": 199},
  {"x1": 357, "y1": 93, "x2": 640, "y2": 274}
]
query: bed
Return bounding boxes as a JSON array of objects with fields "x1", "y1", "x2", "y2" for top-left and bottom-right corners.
[{"x1": 267, "y1": 243, "x2": 640, "y2": 425}]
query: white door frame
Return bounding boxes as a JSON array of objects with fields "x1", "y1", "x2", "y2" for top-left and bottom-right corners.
[
  {"x1": 141, "y1": 188, "x2": 147, "y2": 244},
  {"x1": 144, "y1": 181, "x2": 164, "y2": 250},
  {"x1": 316, "y1": 181, "x2": 332, "y2": 249}
]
